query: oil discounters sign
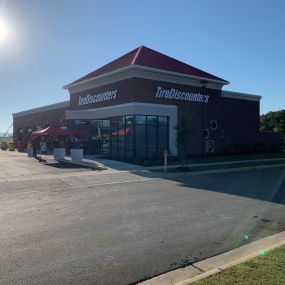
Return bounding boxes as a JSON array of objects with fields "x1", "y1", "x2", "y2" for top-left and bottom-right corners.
[
  {"x1": 78, "y1": 90, "x2": 118, "y2": 106},
  {"x1": 155, "y1": 87, "x2": 209, "y2": 103}
]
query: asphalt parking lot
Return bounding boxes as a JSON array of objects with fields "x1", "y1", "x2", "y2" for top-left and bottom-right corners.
[
  {"x1": 0, "y1": 151, "x2": 93, "y2": 180},
  {"x1": 0, "y1": 151, "x2": 284, "y2": 285}
]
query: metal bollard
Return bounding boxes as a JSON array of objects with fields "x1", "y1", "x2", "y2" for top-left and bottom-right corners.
[{"x1": 163, "y1": 150, "x2": 168, "y2": 172}]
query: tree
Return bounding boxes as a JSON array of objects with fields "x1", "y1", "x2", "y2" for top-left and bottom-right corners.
[
  {"x1": 176, "y1": 114, "x2": 190, "y2": 165},
  {"x1": 260, "y1": 110, "x2": 285, "y2": 134}
]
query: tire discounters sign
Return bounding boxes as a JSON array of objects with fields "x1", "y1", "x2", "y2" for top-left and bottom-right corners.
[
  {"x1": 78, "y1": 90, "x2": 118, "y2": 106},
  {"x1": 155, "y1": 87, "x2": 209, "y2": 103}
]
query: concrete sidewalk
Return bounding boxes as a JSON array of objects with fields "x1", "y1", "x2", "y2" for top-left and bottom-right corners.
[
  {"x1": 54, "y1": 154, "x2": 285, "y2": 172},
  {"x1": 1, "y1": 150, "x2": 143, "y2": 172},
  {"x1": 138, "y1": 231, "x2": 285, "y2": 285},
  {"x1": 3, "y1": 149, "x2": 285, "y2": 172},
  {"x1": 1, "y1": 149, "x2": 285, "y2": 184},
  {"x1": 42, "y1": 154, "x2": 285, "y2": 175},
  {"x1": 68, "y1": 153, "x2": 285, "y2": 171}
]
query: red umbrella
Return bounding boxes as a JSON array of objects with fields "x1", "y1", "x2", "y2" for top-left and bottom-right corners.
[{"x1": 32, "y1": 126, "x2": 89, "y2": 137}]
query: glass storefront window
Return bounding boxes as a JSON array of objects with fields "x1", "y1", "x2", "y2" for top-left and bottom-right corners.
[
  {"x1": 147, "y1": 125, "x2": 157, "y2": 149},
  {"x1": 126, "y1": 115, "x2": 134, "y2": 125},
  {"x1": 102, "y1": 120, "x2": 110, "y2": 128},
  {"x1": 158, "y1": 116, "x2": 168, "y2": 125},
  {"x1": 147, "y1": 149, "x2": 157, "y2": 160},
  {"x1": 135, "y1": 148, "x2": 146, "y2": 160},
  {"x1": 110, "y1": 117, "x2": 118, "y2": 131},
  {"x1": 126, "y1": 149, "x2": 133, "y2": 159},
  {"x1": 135, "y1": 125, "x2": 146, "y2": 149},
  {"x1": 126, "y1": 125, "x2": 134, "y2": 149},
  {"x1": 91, "y1": 120, "x2": 101, "y2": 128},
  {"x1": 135, "y1": 115, "x2": 146, "y2": 125},
  {"x1": 147, "y1": 116, "x2": 157, "y2": 125},
  {"x1": 158, "y1": 125, "x2": 168, "y2": 150},
  {"x1": 110, "y1": 117, "x2": 118, "y2": 156},
  {"x1": 117, "y1": 116, "x2": 125, "y2": 155},
  {"x1": 69, "y1": 114, "x2": 169, "y2": 162},
  {"x1": 101, "y1": 127, "x2": 110, "y2": 154},
  {"x1": 118, "y1": 116, "x2": 125, "y2": 128}
]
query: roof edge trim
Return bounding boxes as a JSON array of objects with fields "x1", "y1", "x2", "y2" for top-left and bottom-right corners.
[
  {"x1": 222, "y1": 90, "x2": 262, "y2": 101},
  {"x1": 64, "y1": 65, "x2": 229, "y2": 90},
  {"x1": 13, "y1": 100, "x2": 70, "y2": 118}
]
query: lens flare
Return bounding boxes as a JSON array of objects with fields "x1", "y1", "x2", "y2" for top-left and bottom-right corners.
[{"x1": 0, "y1": 18, "x2": 9, "y2": 43}]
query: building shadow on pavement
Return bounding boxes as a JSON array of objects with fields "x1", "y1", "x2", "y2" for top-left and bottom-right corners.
[
  {"x1": 38, "y1": 159, "x2": 95, "y2": 170},
  {"x1": 131, "y1": 166, "x2": 285, "y2": 205}
]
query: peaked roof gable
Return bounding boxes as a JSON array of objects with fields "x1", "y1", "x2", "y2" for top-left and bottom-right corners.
[{"x1": 68, "y1": 46, "x2": 228, "y2": 86}]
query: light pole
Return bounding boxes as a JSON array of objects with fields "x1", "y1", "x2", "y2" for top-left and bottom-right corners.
[{"x1": 201, "y1": 80, "x2": 208, "y2": 159}]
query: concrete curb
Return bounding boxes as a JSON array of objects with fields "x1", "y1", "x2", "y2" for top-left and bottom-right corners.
[
  {"x1": 137, "y1": 163, "x2": 285, "y2": 180},
  {"x1": 1, "y1": 161, "x2": 284, "y2": 184},
  {"x1": 138, "y1": 231, "x2": 285, "y2": 285},
  {"x1": 42, "y1": 158, "x2": 285, "y2": 175},
  {"x1": 146, "y1": 157, "x2": 285, "y2": 170},
  {"x1": 2, "y1": 150, "x2": 285, "y2": 174}
]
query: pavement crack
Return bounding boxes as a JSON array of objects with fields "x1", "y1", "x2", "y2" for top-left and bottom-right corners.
[
  {"x1": 56, "y1": 177, "x2": 73, "y2": 187},
  {"x1": 191, "y1": 264, "x2": 205, "y2": 273}
]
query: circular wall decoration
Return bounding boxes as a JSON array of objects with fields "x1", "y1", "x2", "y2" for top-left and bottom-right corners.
[
  {"x1": 220, "y1": 129, "x2": 224, "y2": 138},
  {"x1": 211, "y1": 120, "x2": 218, "y2": 130},
  {"x1": 206, "y1": 140, "x2": 215, "y2": 153},
  {"x1": 204, "y1": 129, "x2": 209, "y2": 139}
]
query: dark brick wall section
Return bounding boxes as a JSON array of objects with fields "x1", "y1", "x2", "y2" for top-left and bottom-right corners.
[
  {"x1": 220, "y1": 96, "x2": 261, "y2": 154},
  {"x1": 70, "y1": 78, "x2": 136, "y2": 110},
  {"x1": 133, "y1": 78, "x2": 223, "y2": 155},
  {"x1": 13, "y1": 107, "x2": 67, "y2": 145}
]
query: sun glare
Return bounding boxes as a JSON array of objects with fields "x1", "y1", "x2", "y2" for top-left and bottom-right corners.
[{"x1": 0, "y1": 18, "x2": 9, "y2": 43}]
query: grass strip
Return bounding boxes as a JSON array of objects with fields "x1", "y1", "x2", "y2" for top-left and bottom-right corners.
[
  {"x1": 193, "y1": 245, "x2": 285, "y2": 285},
  {"x1": 150, "y1": 159, "x2": 285, "y2": 173},
  {"x1": 168, "y1": 152, "x2": 285, "y2": 165}
]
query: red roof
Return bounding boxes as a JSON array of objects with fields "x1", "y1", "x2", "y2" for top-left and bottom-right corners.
[{"x1": 68, "y1": 46, "x2": 228, "y2": 86}]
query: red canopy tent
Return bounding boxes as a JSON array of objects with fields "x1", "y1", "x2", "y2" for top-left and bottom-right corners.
[
  {"x1": 69, "y1": 129, "x2": 90, "y2": 136},
  {"x1": 111, "y1": 127, "x2": 130, "y2": 136},
  {"x1": 32, "y1": 126, "x2": 89, "y2": 137}
]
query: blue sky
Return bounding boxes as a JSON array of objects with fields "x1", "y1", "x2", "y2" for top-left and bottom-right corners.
[{"x1": 0, "y1": 0, "x2": 284, "y2": 132}]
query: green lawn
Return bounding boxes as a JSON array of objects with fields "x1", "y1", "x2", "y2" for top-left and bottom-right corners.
[
  {"x1": 193, "y1": 245, "x2": 285, "y2": 285},
  {"x1": 150, "y1": 159, "x2": 285, "y2": 173},
  {"x1": 140, "y1": 153, "x2": 285, "y2": 167},
  {"x1": 170, "y1": 152, "x2": 285, "y2": 165}
]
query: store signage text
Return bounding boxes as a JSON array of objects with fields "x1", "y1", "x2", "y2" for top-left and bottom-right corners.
[
  {"x1": 155, "y1": 87, "x2": 209, "y2": 103},
  {"x1": 78, "y1": 90, "x2": 118, "y2": 106}
]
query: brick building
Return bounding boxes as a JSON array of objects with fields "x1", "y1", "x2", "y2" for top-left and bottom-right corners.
[{"x1": 13, "y1": 46, "x2": 283, "y2": 161}]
